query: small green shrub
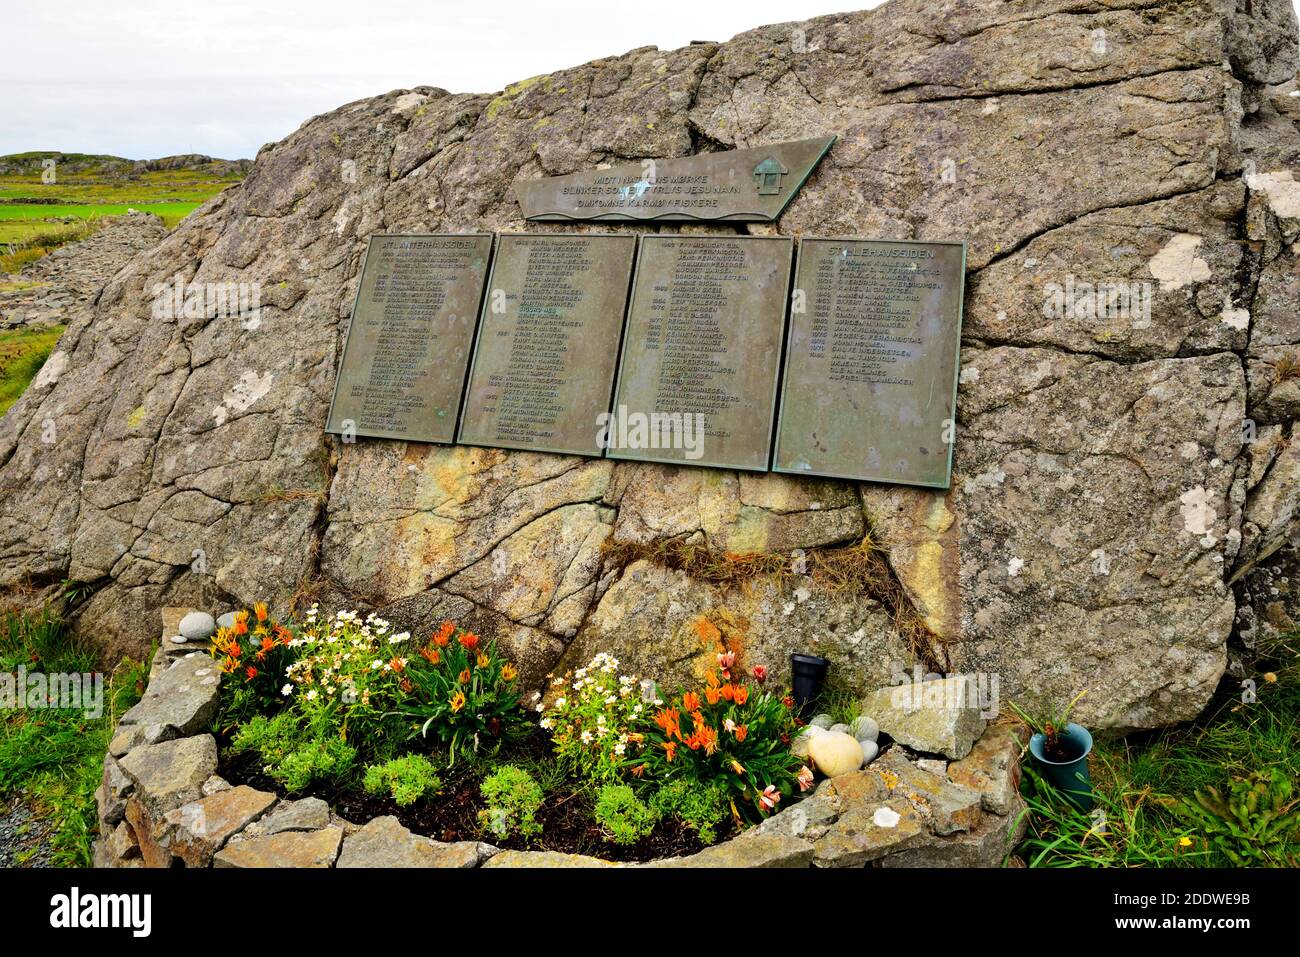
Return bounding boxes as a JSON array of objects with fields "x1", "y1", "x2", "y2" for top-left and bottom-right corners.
[
  {"x1": 229, "y1": 711, "x2": 356, "y2": 793},
  {"x1": 478, "y1": 765, "x2": 543, "y2": 841},
  {"x1": 649, "y1": 779, "x2": 730, "y2": 845},
  {"x1": 275, "y1": 736, "x2": 356, "y2": 793},
  {"x1": 593, "y1": 783, "x2": 657, "y2": 845},
  {"x1": 363, "y1": 754, "x2": 441, "y2": 806}
]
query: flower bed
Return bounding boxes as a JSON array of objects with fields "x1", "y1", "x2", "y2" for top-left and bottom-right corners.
[{"x1": 94, "y1": 605, "x2": 1029, "y2": 869}]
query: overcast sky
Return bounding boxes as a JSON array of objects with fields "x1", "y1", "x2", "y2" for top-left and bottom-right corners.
[{"x1": 5, "y1": 0, "x2": 1298, "y2": 160}]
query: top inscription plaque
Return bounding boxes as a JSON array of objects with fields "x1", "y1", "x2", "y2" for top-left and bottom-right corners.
[
  {"x1": 325, "y1": 234, "x2": 492, "y2": 444},
  {"x1": 772, "y1": 239, "x2": 966, "y2": 489},
  {"x1": 515, "y1": 137, "x2": 835, "y2": 222}
]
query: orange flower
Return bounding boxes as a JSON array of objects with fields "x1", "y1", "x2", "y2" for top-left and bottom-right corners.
[
  {"x1": 220, "y1": 655, "x2": 239, "y2": 675},
  {"x1": 476, "y1": 651, "x2": 491, "y2": 669},
  {"x1": 457, "y1": 668, "x2": 471, "y2": 685},
  {"x1": 244, "y1": 665, "x2": 258, "y2": 681},
  {"x1": 449, "y1": 691, "x2": 466, "y2": 712},
  {"x1": 730, "y1": 759, "x2": 746, "y2": 775},
  {"x1": 458, "y1": 632, "x2": 481, "y2": 651},
  {"x1": 734, "y1": 724, "x2": 748, "y2": 742},
  {"x1": 260, "y1": 636, "x2": 275, "y2": 654},
  {"x1": 682, "y1": 691, "x2": 701, "y2": 712},
  {"x1": 501, "y1": 663, "x2": 517, "y2": 681},
  {"x1": 233, "y1": 615, "x2": 249, "y2": 636},
  {"x1": 662, "y1": 741, "x2": 677, "y2": 763},
  {"x1": 720, "y1": 683, "x2": 735, "y2": 703},
  {"x1": 433, "y1": 620, "x2": 454, "y2": 647},
  {"x1": 630, "y1": 764, "x2": 646, "y2": 778},
  {"x1": 686, "y1": 725, "x2": 718, "y2": 755},
  {"x1": 419, "y1": 646, "x2": 441, "y2": 665},
  {"x1": 254, "y1": 602, "x2": 268, "y2": 622},
  {"x1": 274, "y1": 624, "x2": 293, "y2": 646},
  {"x1": 399, "y1": 678, "x2": 413, "y2": 694},
  {"x1": 704, "y1": 684, "x2": 722, "y2": 705},
  {"x1": 733, "y1": 684, "x2": 749, "y2": 705},
  {"x1": 654, "y1": 708, "x2": 682, "y2": 740},
  {"x1": 389, "y1": 656, "x2": 405, "y2": 673}
]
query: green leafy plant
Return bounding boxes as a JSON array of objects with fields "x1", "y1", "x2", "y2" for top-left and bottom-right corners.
[
  {"x1": 637, "y1": 651, "x2": 806, "y2": 823},
  {"x1": 395, "y1": 620, "x2": 527, "y2": 764},
  {"x1": 541, "y1": 652, "x2": 648, "y2": 783},
  {"x1": 228, "y1": 710, "x2": 356, "y2": 793},
  {"x1": 593, "y1": 783, "x2": 657, "y2": 845},
  {"x1": 1008, "y1": 690, "x2": 1088, "y2": 761},
  {"x1": 363, "y1": 754, "x2": 441, "y2": 806},
  {"x1": 209, "y1": 603, "x2": 298, "y2": 724},
  {"x1": 1164, "y1": 768, "x2": 1300, "y2": 866},
  {"x1": 648, "y1": 778, "x2": 730, "y2": 845},
  {"x1": 478, "y1": 765, "x2": 544, "y2": 841}
]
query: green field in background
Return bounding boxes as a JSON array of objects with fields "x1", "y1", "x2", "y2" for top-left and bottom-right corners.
[
  {"x1": 0, "y1": 202, "x2": 201, "y2": 229},
  {"x1": 0, "y1": 159, "x2": 242, "y2": 247}
]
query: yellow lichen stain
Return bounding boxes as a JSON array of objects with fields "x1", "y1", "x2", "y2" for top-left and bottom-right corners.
[
  {"x1": 725, "y1": 508, "x2": 769, "y2": 554},
  {"x1": 922, "y1": 494, "x2": 954, "y2": 534},
  {"x1": 126, "y1": 405, "x2": 146, "y2": 430},
  {"x1": 534, "y1": 117, "x2": 551, "y2": 129},
  {"x1": 875, "y1": 768, "x2": 900, "y2": 790},
  {"x1": 485, "y1": 74, "x2": 550, "y2": 121}
]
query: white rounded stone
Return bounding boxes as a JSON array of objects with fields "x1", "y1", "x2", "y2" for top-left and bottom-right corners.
[
  {"x1": 810, "y1": 713, "x2": 834, "y2": 730},
  {"x1": 850, "y1": 716, "x2": 879, "y2": 742},
  {"x1": 860, "y1": 739, "x2": 879, "y2": 765},
  {"x1": 178, "y1": 611, "x2": 216, "y2": 641}
]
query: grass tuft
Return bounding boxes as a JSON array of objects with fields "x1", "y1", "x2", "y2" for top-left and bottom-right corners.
[
  {"x1": 0, "y1": 325, "x2": 65, "y2": 416},
  {"x1": 0, "y1": 607, "x2": 147, "y2": 866}
]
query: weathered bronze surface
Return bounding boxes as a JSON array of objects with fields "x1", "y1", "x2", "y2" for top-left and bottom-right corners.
[
  {"x1": 325, "y1": 234, "x2": 492, "y2": 443},
  {"x1": 609, "y1": 235, "x2": 793, "y2": 471},
  {"x1": 773, "y1": 239, "x2": 966, "y2": 488},
  {"x1": 457, "y1": 233, "x2": 636, "y2": 456},
  {"x1": 516, "y1": 137, "x2": 835, "y2": 222}
]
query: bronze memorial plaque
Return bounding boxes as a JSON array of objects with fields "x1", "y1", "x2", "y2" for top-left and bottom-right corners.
[
  {"x1": 457, "y1": 233, "x2": 637, "y2": 456},
  {"x1": 609, "y1": 235, "x2": 793, "y2": 471},
  {"x1": 773, "y1": 239, "x2": 966, "y2": 488},
  {"x1": 325, "y1": 234, "x2": 492, "y2": 443},
  {"x1": 516, "y1": 137, "x2": 835, "y2": 222}
]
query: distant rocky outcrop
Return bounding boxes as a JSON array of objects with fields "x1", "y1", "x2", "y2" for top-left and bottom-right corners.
[
  {"x1": 1, "y1": 0, "x2": 1298, "y2": 731},
  {"x1": 0, "y1": 152, "x2": 250, "y2": 179}
]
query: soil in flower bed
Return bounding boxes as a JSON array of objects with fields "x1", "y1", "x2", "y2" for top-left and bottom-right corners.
[{"x1": 217, "y1": 727, "x2": 736, "y2": 863}]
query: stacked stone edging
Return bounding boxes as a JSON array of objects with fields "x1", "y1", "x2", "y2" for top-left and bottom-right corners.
[
  {"x1": 94, "y1": 607, "x2": 1027, "y2": 869},
  {"x1": 0, "y1": 211, "x2": 166, "y2": 331}
]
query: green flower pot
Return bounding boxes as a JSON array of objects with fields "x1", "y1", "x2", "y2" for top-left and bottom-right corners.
[{"x1": 1028, "y1": 722, "x2": 1093, "y2": 811}]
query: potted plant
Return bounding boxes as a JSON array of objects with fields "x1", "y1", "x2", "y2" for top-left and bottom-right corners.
[
  {"x1": 1008, "y1": 690, "x2": 1093, "y2": 811},
  {"x1": 790, "y1": 653, "x2": 831, "y2": 717}
]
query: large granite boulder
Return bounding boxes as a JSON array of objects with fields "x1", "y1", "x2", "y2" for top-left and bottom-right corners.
[{"x1": 1, "y1": 0, "x2": 1298, "y2": 729}]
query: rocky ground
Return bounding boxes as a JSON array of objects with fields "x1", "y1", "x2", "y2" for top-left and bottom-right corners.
[
  {"x1": 0, "y1": 212, "x2": 166, "y2": 331},
  {"x1": 0, "y1": 797, "x2": 54, "y2": 868}
]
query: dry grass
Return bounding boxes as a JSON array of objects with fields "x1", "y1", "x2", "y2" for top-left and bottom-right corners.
[{"x1": 1271, "y1": 352, "x2": 1300, "y2": 384}]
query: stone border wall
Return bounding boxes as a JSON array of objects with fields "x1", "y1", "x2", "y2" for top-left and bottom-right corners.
[{"x1": 94, "y1": 608, "x2": 1028, "y2": 868}]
